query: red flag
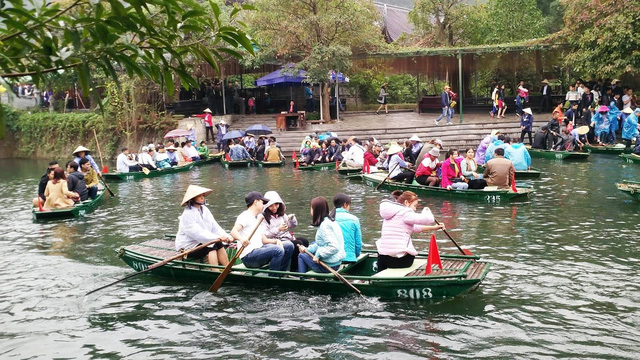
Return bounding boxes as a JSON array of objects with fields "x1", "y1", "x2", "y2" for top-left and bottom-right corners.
[
  {"x1": 511, "y1": 166, "x2": 517, "y2": 193},
  {"x1": 335, "y1": 160, "x2": 339, "y2": 170},
  {"x1": 425, "y1": 234, "x2": 442, "y2": 275},
  {"x1": 101, "y1": 165, "x2": 108, "y2": 174},
  {"x1": 363, "y1": 158, "x2": 370, "y2": 174},
  {"x1": 225, "y1": 153, "x2": 231, "y2": 161},
  {"x1": 292, "y1": 150, "x2": 297, "y2": 160}
]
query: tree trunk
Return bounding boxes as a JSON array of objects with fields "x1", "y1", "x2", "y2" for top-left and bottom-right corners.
[{"x1": 321, "y1": 83, "x2": 330, "y2": 122}]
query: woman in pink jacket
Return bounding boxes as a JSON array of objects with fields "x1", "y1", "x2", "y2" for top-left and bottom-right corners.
[
  {"x1": 440, "y1": 149, "x2": 469, "y2": 190},
  {"x1": 375, "y1": 191, "x2": 445, "y2": 272}
]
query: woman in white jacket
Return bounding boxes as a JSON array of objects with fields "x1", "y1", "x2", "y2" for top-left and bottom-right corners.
[{"x1": 261, "y1": 191, "x2": 308, "y2": 271}]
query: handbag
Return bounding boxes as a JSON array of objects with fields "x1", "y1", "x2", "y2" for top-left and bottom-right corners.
[
  {"x1": 450, "y1": 101, "x2": 457, "y2": 107},
  {"x1": 377, "y1": 96, "x2": 384, "y2": 104}
]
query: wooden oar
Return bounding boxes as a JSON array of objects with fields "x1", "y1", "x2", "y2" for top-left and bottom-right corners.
[
  {"x1": 433, "y1": 218, "x2": 473, "y2": 256},
  {"x1": 96, "y1": 171, "x2": 115, "y2": 197},
  {"x1": 86, "y1": 239, "x2": 219, "y2": 296},
  {"x1": 209, "y1": 216, "x2": 264, "y2": 293},
  {"x1": 91, "y1": 129, "x2": 115, "y2": 196},
  {"x1": 137, "y1": 163, "x2": 151, "y2": 175},
  {"x1": 317, "y1": 259, "x2": 363, "y2": 297},
  {"x1": 375, "y1": 163, "x2": 399, "y2": 190}
]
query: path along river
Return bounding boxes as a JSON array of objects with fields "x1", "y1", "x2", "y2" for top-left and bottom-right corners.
[{"x1": 0, "y1": 156, "x2": 639, "y2": 359}]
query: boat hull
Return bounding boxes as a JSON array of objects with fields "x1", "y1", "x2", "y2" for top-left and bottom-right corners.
[
  {"x1": 478, "y1": 165, "x2": 541, "y2": 179},
  {"x1": 616, "y1": 181, "x2": 640, "y2": 201},
  {"x1": 528, "y1": 148, "x2": 590, "y2": 160},
  {"x1": 221, "y1": 159, "x2": 252, "y2": 168},
  {"x1": 32, "y1": 188, "x2": 106, "y2": 220},
  {"x1": 297, "y1": 162, "x2": 335, "y2": 171},
  {"x1": 620, "y1": 153, "x2": 640, "y2": 165},
  {"x1": 583, "y1": 145, "x2": 632, "y2": 154},
  {"x1": 102, "y1": 163, "x2": 195, "y2": 181},
  {"x1": 256, "y1": 160, "x2": 285, "y2": 167},
  {"x1": 362, "y1": 173, "x2": 533, "y2": 203},
  {"x1": 192, "y1": 153, "x2": 224, "y2": 166},
  {"x1": 337, "y1": 166, "x2": 363, "y2": 175},
  {"x1": 119, "y1": 240, "x2": 490, "y2": 301}
]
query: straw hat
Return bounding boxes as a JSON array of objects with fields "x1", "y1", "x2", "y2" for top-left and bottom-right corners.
[
  {"x1": 204, "y1": 108, "x2": 212, "y2": 113},
  {"x1": 576, "y1": 126, "x2": 590, "y2": 135},
  {"x1": 541, "y1": 79, "x2": 549, "y2": 84},
  {"x1": 523, "y1": 108, "x2": 533, "y2": 115},
  {"x1": 72, "y1": 145, "x2": 91, "y2": 155},
  {"x1": 409, "y1": 135, "x2": 421, "y2": 142},
  {"x1": 622, "y1": 107, "x2": 634, "y2": 114},
  {"x1": 181, "y1": 185, "x2": 213, "y2": 207},
  {"x1": 490, "y1": 130, "x2": 501, "y2": 136},
  {"x1": 598, "y1": 105, "x2": 609, "y2": 112},
  {"x1": 387, "y1": 143, "x2": 403, "y2": 155},
  {"x1": 166, "y1": 145, "x2": 177, "y2": 151},
  {"x1": 612, "y1": 79, "x2": 620, "y2": 85}
]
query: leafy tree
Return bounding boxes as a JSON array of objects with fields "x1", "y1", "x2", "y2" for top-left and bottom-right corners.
[
  {"x1": 0, "y1": 0, "x2": 254, "y2": 138},
  {"x1": 560, "y1": 0, "x2": 640, "y2": 77},
  {"x1": 244, "y1": 0, "x2": 385, "y2": 121},
  {"x1": 409, "y1": 0, "x2": 469, "y2": 46}
]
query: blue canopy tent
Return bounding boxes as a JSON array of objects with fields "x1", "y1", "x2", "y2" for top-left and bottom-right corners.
[{"x1": 254, "y1": 64, "x2": 308, "y2": 87}]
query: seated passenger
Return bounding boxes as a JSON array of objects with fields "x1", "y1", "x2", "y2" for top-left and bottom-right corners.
[
  {"x1": 229, "y1": 140, "x2": 251, "y2": 160},
  {"x1": 155, "y1": 145, "x2": 172, "y2": 169},
  {"x1": 261, "y1": 191, "x2": 307, "y2": 272},
  {"x1": 33, "y1": 161, "x2": 59, "y2": 207},
  {"x1": 505, "y1": 142, "x2": 532, "y2": 170},
  {"x1": 264, "y1": 139, "x2": 283, "y2": 162},
  {"x1": 43, "y1": 167, "x2": 79, "y2": 209},
  {"x1": 72, "y1": 146, "x2": 100, "y2": 173},
  {"x1": 482, "y1": 148, "x2": 514, "y2": 189},
  {"x1": 138, "y1": 146, "x2": 157, "y2": 170},
  {"x1": 532, "y1": 126, "x2": 549, "y2": 149},
  {"x1": 327, "y1": 139, "x2": 343, "y2": 163},
  {"x1": 232, "y1": 192, "x2": 293, "y2": 276},
  {"x1": 415, "y1": 147, "x2": 440, "y2": 186},
  {"x1": 363, "y1": 143, "x2": 380, "y2": 171},
  {"x1": 441, "y1": 149, "x2": 469, "y2": 190},
  {"x1": 197, "y1": 141, "x2": 209, "y2": 159},
  {"x1": 116, "y1": 147, "x2": 142, "y2": 173},
  {"x1": 342, "y1": 136, "x2": 366, "y2": 168},
  {"x1": 376, "y1": 191, "x2": 444, "y2": 272},
  {"x1": 66, "y1": 161, "x2": 88, "y2": 201},
  {"x1": 387, "y1": 143, "x2": 414, "y2": 183},
  {"x1": 165, "y1": 145, "x2": 179, "y2": 166},
  {"x1": 303, "y1": 142, "x2": 321, "y2": 165},
  {"x1": 176, "y1": 185, "x2": 233, "y2": 267},
  {"x1": 79, "y1": 158, "x2": 99, "y2": 199},
  {"x1": 183, "y1": 141, "x2": 201, "y2": 161},
  {"x1": 331, "y1": 193, "x2": 362, "y2": 263},
  {"x1": 319, "y1": 141, "x2": 329, "y2": 163},
  {"x1": 255, "y1": 139, "x2": 266, "y2": 161},
  {"x1": 297, "y1": 197, "x2": 345, "y2": 274},
  {"x1": 460, "y1": 148, "x2": 487, "y2": 190}
]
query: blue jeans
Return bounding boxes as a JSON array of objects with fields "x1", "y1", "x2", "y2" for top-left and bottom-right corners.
[
  {"x1": 516, "y1": 96, "x2": 523, "y2": 115},
  {"x1": 88, "y1": 185, "x2": 98, "y2": 199},
  {"x1": 435, "y1": 107, "x2": 451, "y2": 123},
  {"x1": 242, "y1": 242, "x2": 294, "y2": 276},
  {"x1": 297, "y1": 253, "x2": 339, "y2": 273}
]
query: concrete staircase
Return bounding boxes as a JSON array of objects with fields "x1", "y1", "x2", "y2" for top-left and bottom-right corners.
[{"x1": 209, "y1": 111, "x2": 547, "y2": 156}]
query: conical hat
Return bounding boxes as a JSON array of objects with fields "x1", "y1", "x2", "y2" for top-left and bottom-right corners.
[
  {"x1": 204, "y1": 108, "x2": 212, "y2": 113},
  {"x1": 576, "y1": 126, "x2": 590, "y2": 135},
  {"x1": 523, "y1": 108, "x2": 533, "y2": 115},
  {"x1": 181, "y1": 185, "x2": 213, "y2": 207},
  {"x1": 72, "y1": 145, "x2": 91, "y2": 155},
  {"x1": 387, "y1": 143, "x2": 403, "y2": 155},
  {"x1": 622, "y1": 107, "x2": 634, "y2": 114},
  {"x1": 409, "y1": 135, "x2": 421, "y2": 142}
]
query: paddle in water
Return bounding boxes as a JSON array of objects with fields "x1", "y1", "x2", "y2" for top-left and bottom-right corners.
[
  {"x1": 375, "y1": 163, "x2": 399, "y2": 191},
  {"x1": 433, "y1": 218, "x2": 473, "y2": 256},
  {"x1": 209, "y1": 217, "x2": 265, "y2": 293},
  {"x1": 298, "y1": 244, "x2": 363, "y2": 297},
  {"x1": 85, "y1": 239, "x2": 220, "y2": 296}
]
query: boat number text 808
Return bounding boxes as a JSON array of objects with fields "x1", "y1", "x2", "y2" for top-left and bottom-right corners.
[{"x1": 397, "y1": 288, "x2": 433, "y2": 299}]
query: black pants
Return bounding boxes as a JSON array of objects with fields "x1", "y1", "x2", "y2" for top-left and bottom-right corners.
[
  {"x1": 377, "y1": 254, "x2": 415, "y2": 272},
  {"x1": 520, "y1": 129, "x2": 533, "y2": 145},
  {"x1": 128, "y1": 165, "x2": 142, "y2": 172},
  {"x1": 289, "y1": 237, "x2": 309, "y2": 272},
  {"x1": 624, "y1": 139, "x2": 632, "y2": 148},
  {"x1": 306, "y1": 98, "x2": 314, "y2": 112},
  {"x1": 468, "y1": 179, "x2": 487, "y2": 189},
  {"x1": 391, "y1": 172, "x2": 414, "y2": 184},
  {"x1": 140, "y1": 164, "x2": 156, "y2": 170},
  {"x1": 540, "y1": 96, "x2": 550, "y2": 113},
  {"x1": 205, "y1": 126, "x2": 215, "y2": 142}
]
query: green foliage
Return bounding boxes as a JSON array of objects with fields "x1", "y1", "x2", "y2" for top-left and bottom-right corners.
[
  {"x1": 345, "y1": 72, "x2": 418, "y2": 104},
  {"x1": 227, "y1": 74, "x2": 259, "y2": 89},
  {"x1": 561, "y1": 0, "x2": 640, "y2": 77},
  {"x1": 410, "y1": 0, "x2": 469, "y2": 46},
  {"x1": 305, "y1": 112, "x2": 320, "y2": 121}
]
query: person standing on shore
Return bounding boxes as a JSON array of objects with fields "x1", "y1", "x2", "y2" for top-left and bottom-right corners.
[
  {"x1": 434, "y1": 85, "x2": 452, "y2": 125},
  {"x1": 540, "y1": 80, "x2": 552, "y2": 113},
  {"x1": 520, "y1": 108, "x2": 534, "y2": 145},
  {"x1": 375, "y1": 83, "x2": 389, "y2": 115},
  {"x1": 203, "y1": 108, "x2": 214, "y2": 143}
]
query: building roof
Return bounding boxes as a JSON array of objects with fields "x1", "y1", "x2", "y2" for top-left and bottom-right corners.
[{"x1": 374, "y1": 2, "x2": 414, "y2": 43}]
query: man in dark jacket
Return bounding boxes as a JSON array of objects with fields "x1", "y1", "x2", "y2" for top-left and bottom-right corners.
[
  {"x1": 434, "y1": 85, "x2": 451, "y2": 125},
  {"x1": 546, "y1": 113, "x2": 561, "y2": 149},
  {"x1": 539, "y1": 79, "x2": 552, "y2": 113},
  {"x1": 33, "y1": 161, "x2": 59, "y2": 207},
  {"x1": 66, "y1": 161, "x2": 88, "y2": 202},
  {"x1": 532, "y1": 126, "x2": 548, "y2": 149}
]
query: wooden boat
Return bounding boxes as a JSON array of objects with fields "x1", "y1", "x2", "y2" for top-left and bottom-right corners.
[
  {"x1": 102, "y1": 163, "x2": 195, "y2": 181},
  {"x1": 477, "y1": 165, "x2": 542, "y2": 179},
  {"x1": 362, "y1": 172, "x2": 533, "y2": 202},
  {"x1": 583, "y1": 144, "x2": 632, "y2": 155},
  {"x1": 527, "y1": 148, "x2": 590, "y2": 160},
  {"x1": 337, "y1": 164, "x2": 363, "y2": 175},
  {"x1": 256, "y1": 159, "x2": 286, "y2": 167},
  {"x1": 616, "y1": 180, "x2": 640, "y2": 201},
  {"x1": 192, "y1": 152, "x2": 224, "y2": 167},
  {"x1": 221, "y1": 158, "x2": 252, "y2": 169},
  {"x1": 296, "y1": 161, "x2": 335, "y2": 171},
  {"x1": 119, "y1": 239, "x2": 490, "y2": 300},
  {"x1": 620, "y1": 153, "x2": 640, "y2": 165},
  {"x1": 32, "y1": 188, "x2": 106, "y2": 220}
]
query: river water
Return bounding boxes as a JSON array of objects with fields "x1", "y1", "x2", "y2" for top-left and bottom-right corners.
[{"x1": 0, "y1": 156, "x2": 638, "y2": 359}]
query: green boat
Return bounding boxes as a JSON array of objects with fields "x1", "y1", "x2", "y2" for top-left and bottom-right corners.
[
  {"x1": 620, "y1": 153, "x2": 640, "y2": 165},
  {"x1": 118, "y1": 239, "x2": 490, "y2": 301},
  {"x1": 296, "y1": 161, "x2": 335, "y2": 171},
  {"x1": 477, "y1": 165, "x2": 542, "y2": 179},
  {"x1": 337, "y1": 165, "x2": 363, "y2": 175},
  {"x1": 193, "y1": 152, "x2": 224, "y2": 166},
  {"x1": 256, "y1": 159, "x2": 286, "y2": 167},
  {"x1": 616, "y1": 180, "x2": 640, "y2": 201},
  {"x1": 583, "y1": 145, "x2": 632, "y2": 154},
  {"x1": 527, "y1": 148, "x2": 590, "y2": 160},
  {"x1": 102, "y1": 163, "x2": 195, "y2": 181},
  {"x1": 32, "y1": 188, "x2": 106, "y2": 220},
  {"x1": 221, "y1": 158, "x2": 252, "y2": 169},
  {"x1": 362, "y1": 173, "x2": 533, "y2": 203}
]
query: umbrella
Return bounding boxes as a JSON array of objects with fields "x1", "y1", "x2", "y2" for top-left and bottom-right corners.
[
  {"x1": 164, "y1": 129, "x2": 192, "y2": 139},
  {"x1": 245, "y1": 124, "x2": 273, "y2": 136},
  {"x1": 222, "y1": 130, "x2": 246, "y2": 141}
]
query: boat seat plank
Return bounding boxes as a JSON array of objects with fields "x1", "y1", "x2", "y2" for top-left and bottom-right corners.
[{"x1": 371, "y1": 259, "x2": 428, "y2": 278}]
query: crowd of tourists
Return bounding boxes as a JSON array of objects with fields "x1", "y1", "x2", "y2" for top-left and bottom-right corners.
[{"x1": 175, "y1": 185, "x2": 445, "y2": 275}]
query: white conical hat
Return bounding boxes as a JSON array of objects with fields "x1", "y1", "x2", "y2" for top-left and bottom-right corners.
[
  {"x1": 409, "y1": 135, "x2": 422, "y2": 142},
  {"x1": 72, "y1": 145, "x2": 91, "y2": 155},
  {"x1": 181, "y1": 185, "x2": 213, "y2": 207},
  {"x1": 204, "y1": 108, "x2": 212, "y2": 113},
  {"x1": 523, "y1": 108, "x2": 533, "y2": 115}
]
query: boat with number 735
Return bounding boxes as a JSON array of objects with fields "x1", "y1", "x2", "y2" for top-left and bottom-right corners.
[{"x1": 118, "y1": 238, "x2": 490, "y2": 301}]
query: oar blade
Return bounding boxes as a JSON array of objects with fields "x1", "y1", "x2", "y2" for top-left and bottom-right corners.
[{"x1": 462, "y1": 249, "x2": 473, "y2": 256}]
